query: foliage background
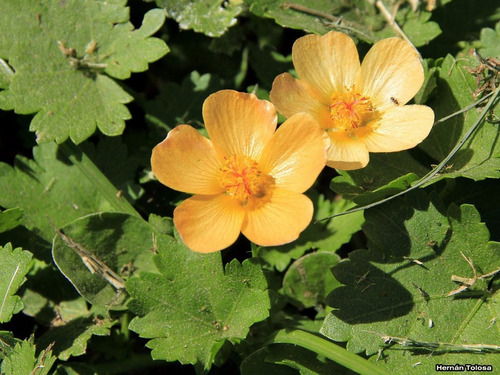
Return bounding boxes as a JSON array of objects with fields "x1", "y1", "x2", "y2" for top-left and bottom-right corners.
[{"x1": 0, "y1": 0, "x2": 499, "y2": 374}]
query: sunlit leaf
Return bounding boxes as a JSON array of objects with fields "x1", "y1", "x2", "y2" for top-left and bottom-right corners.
[
  {"x1": 321, "y1": 191, "x2": 500, "y2": 373},
  {"x1": 0, "y1": 1, "x2": 168, "y2": 143},
  {"x1": 36, "y1": 299, "x2": 115, "y2": 360},
  {"x1": 0, "y1": 208, "x2": 23, "y2": 234},
  {"x1": 128, "y1": 234, "x2": 270, "y2": 371},
  {"x1": 0, "y1": 338, "x2": 56, "y2": 375},
  {"x1": 0, "y1": 243, "x2": 32, "y2": 323},
  {"x1": 154, "y1": 0, "x2": 244, "y2": 37},
  {"x1": 0, "y1": 141, "x2": 139, "y2": 262},
  {"x1": 52, "y1": 213, "x2": 157, "y2": 310}
]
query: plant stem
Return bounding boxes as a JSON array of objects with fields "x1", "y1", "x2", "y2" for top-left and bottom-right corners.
[
  {"x1": 59, "y1": 142, "x2": 142, "y2": 219},
  {"x1": 270, "y1": 329, "x2": 390, "y2": 375}
]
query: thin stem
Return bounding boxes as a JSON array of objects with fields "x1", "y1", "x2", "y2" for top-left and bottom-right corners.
[
  {"x1": 59, "y1": 142, "x2": 142, "y2": 219},
  {"x1": 375, "y1": 0, "x2": 418, "y2": 57},
  {"x1": 320, "y1": 85, "x2": 500, "y2": 221},
  {"x1": 270, "y1": 329, "x2": 390, "y2": 375}
]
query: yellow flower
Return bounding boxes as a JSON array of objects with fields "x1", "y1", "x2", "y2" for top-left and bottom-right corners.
[
  {"x1": 270, "y1": 31, "x2": 435, "y2": 170},
  {"x1": 151, "y1": 90, "x2": 329, "y2": 253}
]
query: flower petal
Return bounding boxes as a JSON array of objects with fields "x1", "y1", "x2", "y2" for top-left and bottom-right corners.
[
  {"x1": 259, "y1": 113, "x2": 328, "y2": 192},
  {"x1": 242, "y1": 188, "x2": 313, "y2": 246},
  {"x1": 292, "y1": 31, "x2": 360, "y2": 99},
  {"x1": 151, "y1": 125, "x2": 224, "y2": 195},
  {"x1": 203, "y1": 90, "x2": 277, "y2": 160},
  {"x1": 270, "y1": 73, "x2": 329, "y2": 120},
  {"x1": 326, "y1": 134, "x2": 370, "y2": 170},
  {"x1": 363, "y1": 105, "x2": 434, "y2": 152},
  {"x1": 174, "y1": 194, "x2": 245, "y2": 253},
  {"x1": 358, "y1": 38, "x2": 423, "y2": 110}
]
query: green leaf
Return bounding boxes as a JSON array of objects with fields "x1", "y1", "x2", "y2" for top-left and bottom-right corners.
[
  {"x1": 54, "y1": 363, "x2": 97, "y2": 375},
  {"x1": 249, "y1": 44, "x2": 292, "y2": 89},
  {"x1": 241, "y1": 346, "x2": 298, "y2": 375},
  {"x1": 329, "y1": 153, "x2": 428, "y2": 206},
  {"x1": 36, "y1": 298, "x2": 115, "y2": 360},
  {"x1": 246, "y1": 0, "x2": 377, "y2": 43},
  {"x1": 128, "y1": 235, "x2": 270, "y2": 371},
  {"x1": 154, "y1": 0, "x2": 244, "y2": 37},
  {"x1": 413, "y1": 59, "x2": 438, "y2": 105},
  {"x1": 0, "y1": 141, "x2": 139, "y2": 262},
  {"x1": 256, "y1": 194, "x2": 364, "y2": 271},
  {"x1": 478, "y1": 21, "x2": 500, "y2": 58},
  {"x1": 320, "y1": 192, "x2": 500, "y2": 373},
  {"x1": 0, "y1": 1, "x2": 168, "y2": 144},
  {"x1": 0, "y1": 243, "x2": 32, "y2": 323},
  {"x1": 52, "y1": 213, "x2": 157, "y2": 310},
  {"x1": 82, "y1": 137, "x2": 144, "y2": 202},
  {"x1": 0, "y1": 331, "x2": 21, "y2": 361},
  {"x1": 0, "y1": 208, "x2": 23, "y2": 233},
  {"x1": 282, "y1": 252, "x2": 341, "y2": 309},
  {"x1": 0, "y1": 338, "x2": 56, "y2": 375},
  {"x1": 144, "y1": 71, "x2": 223, "y2": 130},
  {"x1": 419, "y1": 54, "x2": 500, "y2": 181},
  {"x1": 241, "y1": 344, "x2": 356, "y2": 375},
  {"x1": 265, "y1": 344, "x2": 357, "y2": 375},
  {"x1": 398, "y1": 9, "x2": 442, "y2": 47}
]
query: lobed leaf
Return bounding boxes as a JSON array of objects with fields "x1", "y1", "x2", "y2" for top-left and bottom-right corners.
[
  {"x1": 320, "y1": 191, "x2": 500, "y2": 373},
  {"x1": 52, "y1": 213, "x2": 158, "y2": 310},
  {"x1": 0, "y1": 243, "x2": 32, "y2": 323},
  {"x1": 0, "y1": 0, "x2": 168, "y2": 143},
  {"x1": 478, "y1": 21, "x2": 500, "y2": 58},
  {"x1": 36, "y1": 299, "x2": 115, "y2": 360},
  {"x1": 0, "y1": 141, "x2": 139, "y2": 262},
  {"x1": 246, "y1": 0, "x2": 377, "y2": 43},
  {"x1": 128, "y1": 234, "x2": 270, "y2": 371},
  {"x1": 419, "y1": 54, "x2": 500, "y2": 181},
  {"x1": 0, "y1": 208, "x2": 23, "y2": 234},
  {"x1": 0, "y1": 338, "x2": 56, "y2": 375},
  {"x1": 154, "y1": 0, "x2": 244, "y2": 37}
]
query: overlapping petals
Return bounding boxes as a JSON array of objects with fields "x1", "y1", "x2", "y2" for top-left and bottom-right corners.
[
  {"x1": 259, "y1": 112, "x2": 329, "y2": 192},
  {"x1": 270, "y1": 31, "x2": 434, "y2": 170},
  {"x1": 152, "y1": 90, "x2": 328, "y2": 253}
]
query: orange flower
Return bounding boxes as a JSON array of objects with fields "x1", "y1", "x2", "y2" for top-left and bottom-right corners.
[
  {"x1": 151, "y1": 90, "x2": 329, "y2": 253},
  {"x1": 270, "y1": 31, "x2": 434, "y2": 170}
]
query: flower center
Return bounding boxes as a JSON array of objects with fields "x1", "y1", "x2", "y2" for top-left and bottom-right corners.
[
  {"x1": 220, "y1": 155, "x2": 275, "y2": 202},
  {"x1": 328, "y1": 88, "x2": 374, "y2": 132}
]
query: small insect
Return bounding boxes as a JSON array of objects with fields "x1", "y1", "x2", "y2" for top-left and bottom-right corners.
[{"x1": 390, "y1": 96, "x2": 399, "y2": 105}]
